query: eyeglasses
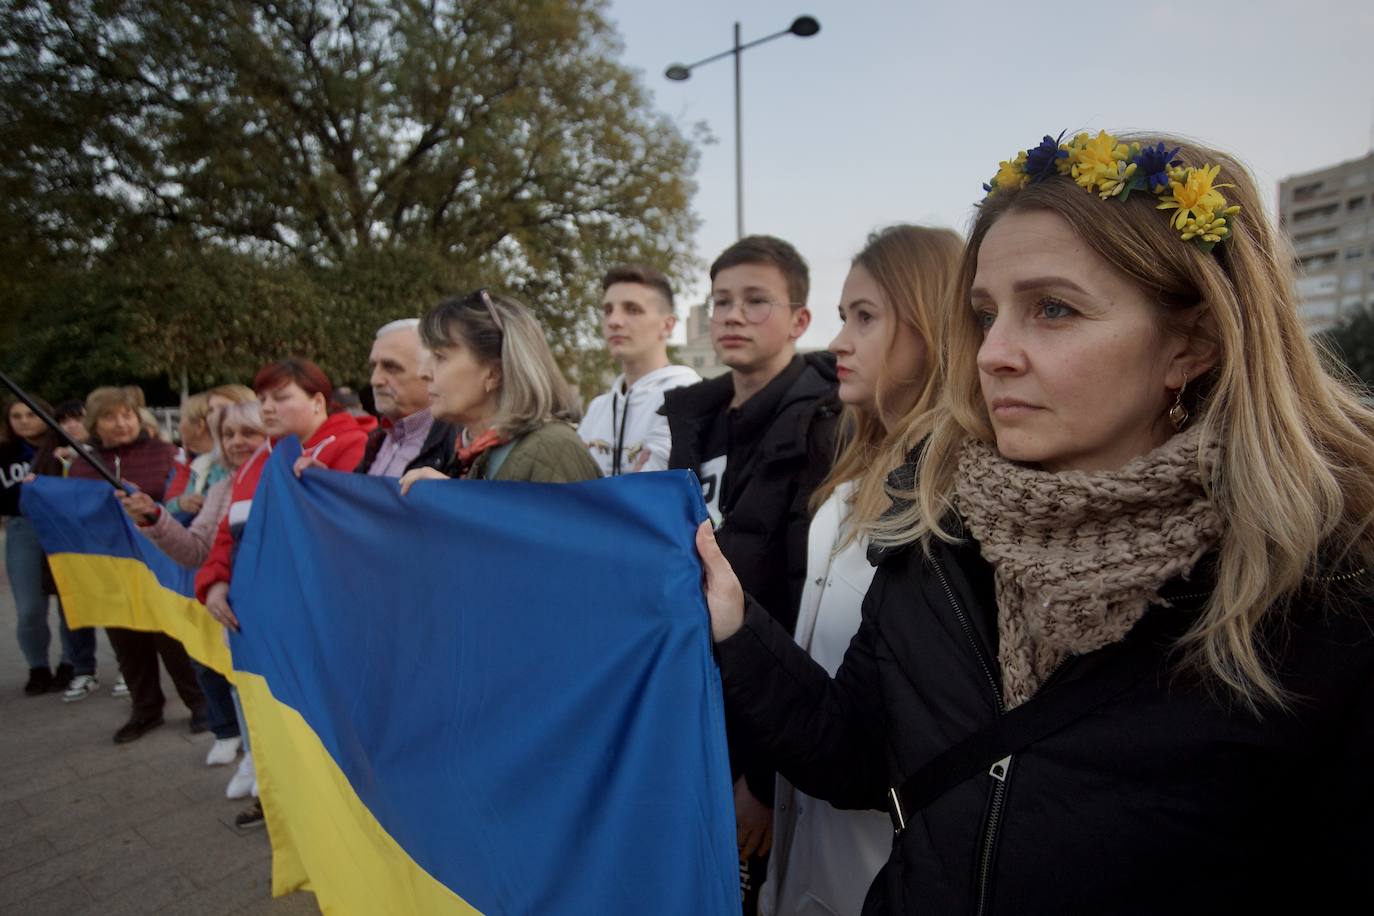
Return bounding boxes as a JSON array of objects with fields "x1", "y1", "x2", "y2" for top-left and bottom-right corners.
[
  {"x1": 706, "y1": 295, "x2": 800, "y2": 324},
  {"x1": 472, "y1": 287, "x2": 504, "y2": 334}
]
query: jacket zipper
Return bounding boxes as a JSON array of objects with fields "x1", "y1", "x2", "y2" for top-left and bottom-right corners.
[{"x1": 929, "y1": 553, "x2": 1007, "y2": 916}]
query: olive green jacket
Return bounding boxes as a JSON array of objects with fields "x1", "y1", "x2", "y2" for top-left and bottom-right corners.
[{"x1": 469, "y1": 420, "x2": 602, "y2": 483}]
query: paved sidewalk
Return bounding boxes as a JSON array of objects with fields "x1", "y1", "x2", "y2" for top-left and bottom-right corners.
[{"x1": 0, "y1": 529, "x2": 317, "y2": 914}]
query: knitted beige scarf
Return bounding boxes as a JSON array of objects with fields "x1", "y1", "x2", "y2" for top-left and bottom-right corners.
[{"x1": 954, "y1": 426, "x2": 1222, "y2": 708}]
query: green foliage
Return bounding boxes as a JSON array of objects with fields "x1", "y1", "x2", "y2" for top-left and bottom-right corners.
[
  {"x1": 1319, "y1": 304, "x2": 1374, "y2": 395},
  {"x1": 1, "y1": 0, "x2": 699, "y2": 403}
]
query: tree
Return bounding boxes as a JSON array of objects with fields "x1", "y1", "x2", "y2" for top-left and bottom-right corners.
[
  {"x1": 1, "y1": 0, "x2": 699, "y2": 400},
  {"x1": 1320, "y1": 304, "x2": 1374, "y2": 395}
]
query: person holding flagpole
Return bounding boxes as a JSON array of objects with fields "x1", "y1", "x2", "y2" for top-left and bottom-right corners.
[{"x1": 69, "y1": 386, "x2": 207, "y2": 741}]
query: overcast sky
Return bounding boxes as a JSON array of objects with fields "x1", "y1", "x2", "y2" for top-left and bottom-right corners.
[{"x1": 607, "y1": 0, "x2": 1374, "y2": 346}]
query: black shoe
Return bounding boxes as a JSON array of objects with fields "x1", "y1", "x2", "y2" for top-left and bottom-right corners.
[
  {"x1": 113, "y1": 714, "x2": 164, "y2": 744},
  {"x1": 189, "y1": 708, "x2": 210, "y2": 735},
  {"x1": 234, "y1": 800, "x2": 265, "y2": 830},
  {"x1": 23, "y1": 667, "x2": 52, "y2": 696},
  {"x1": 51, "y1": 662, "x2": 74, "y2": 692}
]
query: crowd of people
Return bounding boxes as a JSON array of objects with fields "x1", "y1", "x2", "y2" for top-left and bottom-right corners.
[{"x1": 3, "y1": 128, "x2": 1373, "y2": 914}]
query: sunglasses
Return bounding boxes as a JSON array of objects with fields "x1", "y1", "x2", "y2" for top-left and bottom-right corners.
[{"x1": 473, "y1": 287, "x2": 504, "y2": 334}]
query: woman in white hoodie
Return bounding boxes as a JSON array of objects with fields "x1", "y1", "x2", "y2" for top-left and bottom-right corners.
[
  {"x1": 760, "y1": 225, "x2": 962, "y2": 916},
  {"x1": 578, "y1": 264, "x2": 700, "y2": 475}
]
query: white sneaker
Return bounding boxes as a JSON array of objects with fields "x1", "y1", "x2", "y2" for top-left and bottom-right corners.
[
  {"x1": 226, "y1": 752, "x2": 255, "y2": 799},
  {"x1": 205, "y1": 736, "x2": 242, "y2": 766},
  {"x1": 62, "y1": 674, "x2": 99, "y2": 703},
  {"x1": 111, "y1": 675, "x2": 129, "y2": 698}
]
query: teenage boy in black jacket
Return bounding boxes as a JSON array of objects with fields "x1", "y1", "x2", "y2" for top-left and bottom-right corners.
[{"x1": 662, "y1": 234, "x2": 840, "y2": 913}]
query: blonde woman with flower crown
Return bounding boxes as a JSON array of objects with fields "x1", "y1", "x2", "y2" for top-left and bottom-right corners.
[{"x1": 695, "y1": 131, "x2": 1374, "y2": 914}]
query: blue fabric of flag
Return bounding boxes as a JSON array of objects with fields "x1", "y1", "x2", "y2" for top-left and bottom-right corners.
[
  {"x1": 229, "y1": 439, "x2": 738, "y2": 915},
  {"x1": 22, "y1": 476, "x2": 196, "y2": 597}
]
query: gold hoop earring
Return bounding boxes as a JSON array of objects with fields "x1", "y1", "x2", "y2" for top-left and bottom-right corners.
[{"x1": 1168, "y1": 374, "x2": 1189, "y2": 431}]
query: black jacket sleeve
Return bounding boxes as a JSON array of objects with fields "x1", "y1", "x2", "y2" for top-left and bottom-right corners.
[{"x1": 715, "y1": 583, "x2": 890, "y2": 812}]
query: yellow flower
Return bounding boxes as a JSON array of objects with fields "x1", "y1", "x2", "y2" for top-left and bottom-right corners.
[
  {"x1": 1068, "y1": 130, "x2": 1129, "y2": 192},
  {"x1": 1097, "y1": 161, "x2": 1138, "y2": 199},
  {"x1": 1157, "y1": 164, "x2": 1235, "y2": 231},
  {"x1": 990, "y1": 151, "x2": 1028, "y2": 193}
]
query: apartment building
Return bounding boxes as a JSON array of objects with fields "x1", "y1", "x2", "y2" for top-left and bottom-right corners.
[{"x1": 1278, "y1": 151, "x2": 1374, "y2": 331}]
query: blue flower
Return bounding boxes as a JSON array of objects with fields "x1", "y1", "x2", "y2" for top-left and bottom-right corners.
[
  {"x1": 1023, "y1": 132, "x2": 1068, "y2": 182},
  {"x1": 1134, "y1": 142, "x2": 1181, "y2": 192}
]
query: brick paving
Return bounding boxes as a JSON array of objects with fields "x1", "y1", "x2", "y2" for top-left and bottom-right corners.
[{"x1": 0, "y1": 528, "x2": 318, "y2": 915}]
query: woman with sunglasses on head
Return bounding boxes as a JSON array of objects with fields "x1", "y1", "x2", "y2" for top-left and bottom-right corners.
[
  {"x1": 399, "y1": 289, "x2": 600, "y2": 492},
  {"x1": 698, "y1": 132, "x2": 1374, "y2": 914},
  {"x1": 760, "y1": 225, "x2": 962, "y2": 916}
]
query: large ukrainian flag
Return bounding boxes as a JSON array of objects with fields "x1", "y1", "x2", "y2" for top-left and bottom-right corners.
[{"x1": 21, "y1": 445, "x2": 739, "y2": 915}]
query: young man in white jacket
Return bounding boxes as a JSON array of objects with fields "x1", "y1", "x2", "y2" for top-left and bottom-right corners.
[{"x1": 579, "y1": 265, "x2": 699, "y2": 475}]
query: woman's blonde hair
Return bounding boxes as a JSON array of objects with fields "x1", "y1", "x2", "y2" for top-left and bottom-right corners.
[
  {"x1": 206, "y1": 384, "x2": 256, "y2": 407},
  {"x1": 810, "y1": 225, "x2": 963, "y2": 539},
  {"x1": 182, "y1": 393, "x2": 211, "y2": 426},
  {"x1": 874, "y1": 132, "x2": 1374, "y2": 710},
  {"x1": 420, "y1": 290, "x2": 581, "y2": 438}
]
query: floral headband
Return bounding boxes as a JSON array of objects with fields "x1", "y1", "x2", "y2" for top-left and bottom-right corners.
[{"x1": 981, "y1": 131, "x2": 1241, "y2": 251}]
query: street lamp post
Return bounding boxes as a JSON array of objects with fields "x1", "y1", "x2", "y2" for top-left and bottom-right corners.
[{"x1": 666, "y1": 16, "x2": 821, "y2": 239}]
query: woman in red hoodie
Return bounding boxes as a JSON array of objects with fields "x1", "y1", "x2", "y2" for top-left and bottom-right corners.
[
  {"x1": 196, "y1": 358, "x2": 367, "y2": 622},
  {"x1": 194, "y1": 358, "x2": 367, "y2": 829}
]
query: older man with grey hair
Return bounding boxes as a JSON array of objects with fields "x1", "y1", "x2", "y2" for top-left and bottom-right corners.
[{"x1": 354, "y1": 318, "x2": 455, "y2": 477}]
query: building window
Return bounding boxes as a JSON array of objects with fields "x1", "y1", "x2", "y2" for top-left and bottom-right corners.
[
  {"x1": 1346, "y1": 246, "x2": 1365, "y2": 261},
  {"x1": 1350, "y1": 197, "x2": 1367, "y2": 213},
  {"x1": 1298, "y1": 252, "x2": 1338, "y2": 270},
  {"x1": 1303, "y1": 298, "x2": 1338, "y2": 320},
  {"x1": 1292, "y1": 203, "x2": 1340, "y2": 224},
  {"x1": 1295, "y1": 228, "x2": 1340, "y2": 250},
  {"x1": 1293, "y1": 182, "x2": 1324, "y2": 202},
  {"x1": 1344, "y1": 270, "x2": 1364, "y2": 291},
  {"x1": 1297, "y1": 273, "x2": 1340, "y2": 296}
]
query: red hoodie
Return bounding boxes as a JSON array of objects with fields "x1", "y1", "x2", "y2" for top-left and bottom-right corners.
[{"x1": 194, "y1": 412, "x2": 368, "y2": 603}]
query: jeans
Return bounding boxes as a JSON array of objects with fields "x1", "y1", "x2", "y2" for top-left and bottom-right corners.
[
  {"x1": 192, "y1": 659, "x2": 240, "y2": 740},
  {"x1": 231, "y1": 687, "x2": 250, "y2": 754},
  {"x1": 6, "y1": 515, "x2": 97, "y2": 674}
]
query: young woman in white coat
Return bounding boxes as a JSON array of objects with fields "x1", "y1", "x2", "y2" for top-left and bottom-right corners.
[{"x1": 760, "y1": 225, "x2": 962, "y2": 916}]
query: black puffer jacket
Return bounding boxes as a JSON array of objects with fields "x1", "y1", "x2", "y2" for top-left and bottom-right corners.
[
  {"x1": 663, "y1": 352, "x2": 840, "y2": 632},
  {"x1": 716, "y1": 521, "x2": 1374, "y2": 914},
  {"x1": 665, "y1": 353, "x2": 840, "y2": 806}
]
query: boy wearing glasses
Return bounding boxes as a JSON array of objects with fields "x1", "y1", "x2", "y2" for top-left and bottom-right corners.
[
  {"x1": 578, "y1": 265, "x2": 700, "y2": 476},
  {"x1": 662, "y1": 234, "x2": 840, "y2": 912}
]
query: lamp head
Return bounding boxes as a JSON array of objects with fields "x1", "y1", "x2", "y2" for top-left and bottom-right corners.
[
  {"x1": 789, "y1": 16, "x2": 820, "y2": 37},
  {"x1": 665, "y1": 64, "x2": 691, "y2": 81}
]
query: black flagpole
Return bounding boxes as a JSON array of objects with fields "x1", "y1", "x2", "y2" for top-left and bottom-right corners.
[{"x1": 0, "y1": 369, "x2": 125, "y2": 490}]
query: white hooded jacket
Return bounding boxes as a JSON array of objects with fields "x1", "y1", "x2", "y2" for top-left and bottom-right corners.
[{"x1": 578, "y1": 364, "x2": 701, "y2": 476}]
